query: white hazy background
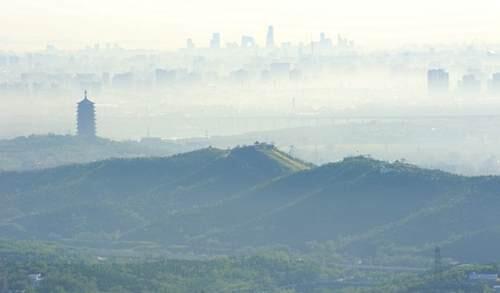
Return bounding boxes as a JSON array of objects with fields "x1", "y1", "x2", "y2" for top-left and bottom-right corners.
[
  {"x1": 2, "y1": 0, "x2": 500, "y2": 176},
  {"x1": 1, "y1": 0, "x2": 500, "y2": 50}
]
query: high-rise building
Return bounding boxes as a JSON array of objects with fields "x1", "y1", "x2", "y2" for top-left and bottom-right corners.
[
  {"x1": 112, "y1": 72, "x2": 134, "y2": 89},
  {"x1": 319, "y1": 32, "x2": 333, "y2": 49},
  {"x1": 266, "y1": 26, "x2": 275, "y2": 49},
  {"x1": 241, "y1": 35, "x2": 256, "y2": 48},
  {"x1": 270, "y1": 63, "x2": 290, "y2": 79},
  {"x1": 186, "y1": 38, "x2": 195, "y2": 49},
  {"x1": 210, "y1": 33, "x2": 221, "y2": 49},
  {"x1": 458, "y1": 74, "x2": 481, "y2": 96},
  {"x1": 489, "y1": 72, "x2": 500, "y2": 95},
  {"x1": 427, "y1": 69, "x2": 449, "y2": 96},
  {"x1": 155, "y1": 68, "x2": 176, "y2": 86},
  {"x1": 77, "y1": 90, "x2": 96, "y2": 138}
]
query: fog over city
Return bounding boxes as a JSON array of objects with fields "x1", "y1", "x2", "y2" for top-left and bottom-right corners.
[
  {"x1": 3, "y1": 4, "x2": 500, "y2": 174},
  {"x1": 3, "y1": 1, "x2": 500, "y2": 292}
]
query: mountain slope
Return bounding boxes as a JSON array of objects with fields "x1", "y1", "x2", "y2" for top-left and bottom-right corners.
[
  {"x1": 0, "y1": 144, "x2": 309, "y2": 242},
  {"x1": 2, "y1": 148, "x2": 500, "y2": 263},
  {"x1": 0, "y1": 134, "x2": 198, "y2": 171},
  {"x1": 127, "y1": 156, "x2": 467, "y2": 248}
]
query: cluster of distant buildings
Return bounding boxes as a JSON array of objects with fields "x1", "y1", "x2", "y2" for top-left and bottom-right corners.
[
  {"x1": 0, "y1": 25, "x2": 359, "y2": 96},
  {"x1": 468, "y1": 272, "x2": 500, "y2": 292},
  {"x1": 1, "y1": 25, "x2": 500, "y2": 100},
  {"x1": 190, "y1": 26, "x2": 353, "y2": 51},
  {"x1": 427, "y1": 68, "x2": 500, "y2": 96}
]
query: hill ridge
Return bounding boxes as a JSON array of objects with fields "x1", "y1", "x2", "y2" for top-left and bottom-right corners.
[{"x1": 1, "y1": 146, "x2": 500, "y2": 263}]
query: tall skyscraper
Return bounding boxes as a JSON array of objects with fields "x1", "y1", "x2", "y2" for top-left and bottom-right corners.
[
  {"x1": 186, "y1": 38, "x2": 195, "y2": 49},
  {"x1": 210, "y1": 33, "x2": 221, "y2": 49},
  {"x1": 319, "y1": 32, "x2": 333, "y2": 49},
  {"x1": 266, "y1": 25, "x2": 275, "y2": 49},
  {"x1": 77, "y1": 90, "x2": 96, "y2": 138},
  {"x1": 489, "y1": 72, "x2": 500, "y2": 95},
  {"x1": 427, "y1": 69, "x2": 449, "y2": 96}
]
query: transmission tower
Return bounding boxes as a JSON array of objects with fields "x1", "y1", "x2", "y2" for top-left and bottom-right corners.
[{"x1": 433, "y1": 246, "x2": 442, "y2": 279}]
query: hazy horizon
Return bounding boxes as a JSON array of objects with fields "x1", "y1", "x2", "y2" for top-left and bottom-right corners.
[
  {"x1": 2, "y1": 0, "x2": 500, "y2": 51},
  {"x1": 2, "y1": 0, "x2": 500, "y2": 175},
  {"x1": 2, "y1": 2, "x2": 500, "y2": 292}
]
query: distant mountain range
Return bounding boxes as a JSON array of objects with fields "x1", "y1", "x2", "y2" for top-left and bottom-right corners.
[{"x1": 0, "y1": 143, "x2": 499, "y2": 263}]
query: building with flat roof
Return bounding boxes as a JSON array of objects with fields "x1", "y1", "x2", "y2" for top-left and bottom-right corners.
[
  {"x1": 459, "y1": 74, "x2": 481, "y2": 96},
  {"x1": 489, "y1": 72, "x2": 500, "y2": 95},
  {"x1": 266, "y1": 26, "x2": 275, "y2": 49},
  {"x1": 210, "y1": 33, "x2": 221, "y2": 49},
  {"x1": 428, "y1": 69, "x2": 449, "y2": 96}
]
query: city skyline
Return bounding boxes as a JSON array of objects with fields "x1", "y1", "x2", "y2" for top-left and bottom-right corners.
[{"x1": 2, "y1": 0, "x2": 500, "y2": 51}]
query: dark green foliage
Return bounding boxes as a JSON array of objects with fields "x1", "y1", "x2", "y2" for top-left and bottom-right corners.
[
  {"x1": 0, "y1": 134, "x2": 194, "y2": 172},
  {"x1": 1, "y1": 146, "x2": 500, "y2": 264},
  {"x1": 370, "y1": 263, "x2": 499, "y2": 293},
  {"x1": 0, "y1": 242, "x2": 324, "y2": 293}
]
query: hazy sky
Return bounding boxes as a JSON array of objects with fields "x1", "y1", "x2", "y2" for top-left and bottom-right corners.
[{"x1": 1, "y1": 0, "x2": 499, "y2": 50}]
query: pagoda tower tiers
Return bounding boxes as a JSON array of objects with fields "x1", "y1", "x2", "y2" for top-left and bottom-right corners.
[{"x1": 77, "y1": 90, "x2": 96, "y2": 138}]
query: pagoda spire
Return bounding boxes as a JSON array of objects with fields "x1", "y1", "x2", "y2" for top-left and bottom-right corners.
[{"x1": 77, "y1": 89, "x2": 96, "y2": 138}]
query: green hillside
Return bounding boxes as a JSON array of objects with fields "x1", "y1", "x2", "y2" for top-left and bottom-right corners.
[
  {"x1": 1, "y1": 145, "x2": 500, "y2": 264},
  {"x1": 0, "y1": 134, "x2": 196, "y2": 171},
  {"x1": 0, "y1": 144, "x2": 309, "y2": 248},
  {"x1": 0, "y1": 240, "x2": 328, "y2": 293}
]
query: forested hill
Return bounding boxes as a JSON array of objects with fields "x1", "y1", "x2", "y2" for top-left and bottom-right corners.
[
  {"x1": 0, "y1": 144, "x2": 310, "y2": 243},
  {"x1": 0, "y1": 134, "x2": 196, "y2": 171},
  {"x1": 1, "y1": 145, "x2": 500, "y2": 263}
]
